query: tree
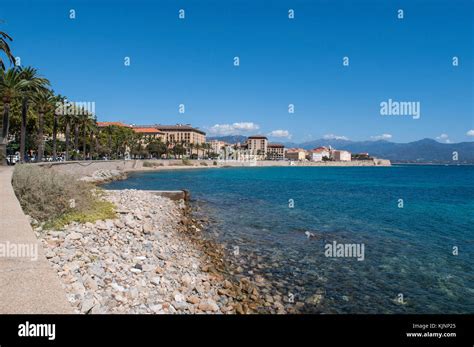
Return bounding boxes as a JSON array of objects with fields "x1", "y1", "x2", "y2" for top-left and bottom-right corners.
[
  {"x1": 148, "y1": 138, "x2": 167, "y2": 158},
  {"x1": 18, "y1": 67, "x2": 50, "y2": 162},
  {"x1": 79, "y1": 111, "x2": 94, "y2": 159},
  {"x1": 61, "y1": 104, "x2": 74, "y2": 161},
  {"x1": 204, "y1": 142, "x2": 211, "y2": 158},
  {"x1": 0, "y1": 68, "x2": 25, "y2": 164},
  {"x1": 72, "y1": 109, "x2": 81, "y2": 159},
  {"x1": 195, "y1": 143, "x2": 202, "y2": 159},
  {"x1": 88, "y1": 116, "x2": 97, "y2": 159},
  {"x1": 0, "y1": 29, "x2": 14, "y2": 71},
  {"x1": 52, "y1": 94, "x2": 66, "y2": 161},
  {"x1": 32, "y1": 88, "x2": 54, "y2": 161}
]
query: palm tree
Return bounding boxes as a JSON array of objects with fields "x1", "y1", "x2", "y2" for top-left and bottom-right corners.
[
  {"x1": 0, "y1": 68, "x2": 25, "y2": 164},
  {"x1": 72, "y1": 109, "x2": 81, "y2": 159},
  {"x1": 17, "y1": 67, "x2": 50, "y2": 162},
  {"x1": 165, "y1": 140, "x2": 171, "y2": 159},
  {"x1": 188, "y1": 142, "x2": 194, "y2": 158},
  {"x1": 32, "y1": 88, "x2": 54, "y2": 162},
  {"x1": 79, "y1": 111, "x2": 94, "y2": 159},
  {"x1": 88, "y1": 116, "x2": 97, "y2": 160},
  {"x1": 61, "y1": 108, "x2": 74, "y2": 161},
  {"x1": 0, "y1": 30, "x2": 14, "y2": 71},
  {"x1": 204, "y1": 142, "x2": 211, "y2": 158},
  {"x1": 195, "y1": 143, "x2": 202, "y2": 159},
  {"x1": 52, "y1": 94, "x2": 66, "y2": 161}
]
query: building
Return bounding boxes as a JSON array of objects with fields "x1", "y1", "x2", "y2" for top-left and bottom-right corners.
[
  {"x1": 332, "y1": 150, "x2": 351, "y2": 161},
  {"x1": 208, "y1": 140, "x2": 227, "y2": 155},
  {"x1": 267, "y1": 143, "x2": 285, "y2": 160},
  {"x1": 155, "y1": 124, "x2": 206, "y2": 145},
  {"x1": 285, "y1": 148, "x2": 306, "y2": 161},
  {"x1": 246, "y1": 135, "x2": 268, "y2": 157},
  {"x1": 352, "y1": 152, "x2": 371, "y2": 160},
  {"x1": 309, "y1": 146, "x2": 331, "y2": 161},
  {"x1": 132, "y1": 127, "x2": 166, "y2": 142}
]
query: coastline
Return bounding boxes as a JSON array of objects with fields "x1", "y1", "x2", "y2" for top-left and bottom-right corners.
[
  {"x1": 36, "y1": 158, "x2": 391, "y2": 184},
  {"x1": 34, "y1": 187, "x2": 287, "y2": 314},
  {"x1": 12, "y1": 162, "x2": 473, "y2": 314},
  {"x1": 30, "y1": 159, "x2": 392, "y2": 314}
]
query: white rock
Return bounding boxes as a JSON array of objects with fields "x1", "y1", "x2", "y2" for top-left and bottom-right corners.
[
  {"x1": 81, "y1": 299, "x2": 95, "y2": 313},
  {"x1": 150, "y1": 277, "x2": 161, "y2": 286},
  {"x1": 174, "y1": 293, "x2": 185, "y2": 303},
  {"x1": 66, "y1": 232, "x2": 82, "y2": 241}
]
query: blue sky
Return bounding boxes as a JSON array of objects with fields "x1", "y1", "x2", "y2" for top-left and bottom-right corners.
[{"x1": 2, "y1": 0, "x2": 473, "y2": 143}]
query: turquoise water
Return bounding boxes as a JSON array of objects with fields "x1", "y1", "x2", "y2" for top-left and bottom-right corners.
[{"x1": 105, "y1": 165, "x2": 474, "y2": 313}]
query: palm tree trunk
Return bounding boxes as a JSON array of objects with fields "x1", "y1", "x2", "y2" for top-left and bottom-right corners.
[
  {"x1": 82, "y1": 124, "x2": 87, "y2": 159},
  {"x1": 37, "y1": 112, "x2": 44, "y2": 162},
  {"x1": 0, "y1": 102, "x2": 11, "y2": 165},
  {"x1": 74, "y1": 123, "x2": 79, "y2": 159},
  {"x1": 20, "y1": 98, "x2": 28, "y2": 163},
  {"x1": 52, "y1": 113, "x2": 58, "y2": 161},
  {"x1": 65, "y1": 121, "x2": 70, "y2": 161},
  {"x1": 89, "y1": 130, "x2": 94, "y2": 160}
]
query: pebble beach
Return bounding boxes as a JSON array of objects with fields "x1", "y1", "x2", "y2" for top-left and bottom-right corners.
[{"x1": 35, "y1": 189, "x2": 290, "y2": 314}]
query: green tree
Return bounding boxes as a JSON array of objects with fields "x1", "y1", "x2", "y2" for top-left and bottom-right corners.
[
  {"x1": 18, "y1": 66, "x2": 50, "y2": 162},
  {"x1": 52, "y1": 94, "x2": 66, "y2": 161},
  {"x1": 32, "y1": 88, "x2": 54, "y2": 161},
  {"x1": 0, "y1": 29, "x2": 14, "y2": 71},
  {"x1": 0, "y1": 68, "x2": 25, "y2": 164}
]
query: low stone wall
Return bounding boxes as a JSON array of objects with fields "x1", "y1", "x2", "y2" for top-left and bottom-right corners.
[
  {"x1": 251, "y1": 159, "x2": 390, "y2": 167},
  {"x1": 36, "y1": 158, "x2": 390, "y2": 177},
  {"x1": 37, "y1": 160, "x2": 147, "y2": 177}
]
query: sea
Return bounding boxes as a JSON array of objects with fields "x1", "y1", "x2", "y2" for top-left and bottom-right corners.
[{"x1": 104, "y1": 165, "x2": 474, "y2": 313}]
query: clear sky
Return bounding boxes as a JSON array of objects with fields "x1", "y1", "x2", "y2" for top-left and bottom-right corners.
[{"x1": 2, "y1": 0, "x2": 473, "y2": 143}]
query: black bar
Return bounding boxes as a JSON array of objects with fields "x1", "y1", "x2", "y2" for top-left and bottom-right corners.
[{"x1": 0, "y1": 314, "x2": 472, "y2": 346}]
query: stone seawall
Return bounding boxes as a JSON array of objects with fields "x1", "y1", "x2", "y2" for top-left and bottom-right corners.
[{"x1": 37, "y1": 158, "x2": 391, "y2": 178}]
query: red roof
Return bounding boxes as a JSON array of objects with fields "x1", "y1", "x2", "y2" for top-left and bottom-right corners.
[
  {"x1": 311, "y1": 147, "x2": 330, "y2": 153},
  {"x1": 133, "y1": 128, "x2": 164, "y2": 134},
  {"x1": 97, "y1": 122, "x2": 130, "y2": 128}
]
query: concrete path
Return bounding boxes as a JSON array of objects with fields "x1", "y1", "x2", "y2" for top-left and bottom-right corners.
[{"x1": 0, "y1": 166, "x2": 72, "y2": 313}]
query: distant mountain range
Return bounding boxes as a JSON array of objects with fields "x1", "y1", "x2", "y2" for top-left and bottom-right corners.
[
  {"x1": 207, "y1": 135, "x2": 248, "y2": 144},
  {"x1": 207, "y1": 136, "x2": 474, "y2": 163}
]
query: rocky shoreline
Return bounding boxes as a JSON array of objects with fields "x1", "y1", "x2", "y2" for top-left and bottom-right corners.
[
  {"x1": 35, "y1": 189, "x2": 289, "y2": 314},
  {"x1": 79, "y1": 169, "x2": 128, "y2": 184}
]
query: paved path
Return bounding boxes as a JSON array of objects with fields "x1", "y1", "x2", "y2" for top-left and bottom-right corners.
[{"x1": 0, "y1": 166, "x2": 72, "y2": 313}]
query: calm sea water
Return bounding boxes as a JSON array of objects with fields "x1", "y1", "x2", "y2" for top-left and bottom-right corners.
[{"x1": 105, "y1": 165, "x2": 474, "y2": 313}]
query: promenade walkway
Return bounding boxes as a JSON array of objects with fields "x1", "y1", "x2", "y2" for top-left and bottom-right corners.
[{"x1": 0, "y1": 166, "x2": 72, "y2": 313}]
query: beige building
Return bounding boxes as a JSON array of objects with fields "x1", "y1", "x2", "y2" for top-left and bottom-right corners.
[
  {"x1": 247, "y1": 135, "x2": 268, "y2": 156},
  {"x1": 309, "y1": 147, "x2": 331, "y2": 161},
  {"x1": 332, "y1": 150, "x2": 352, "y2": 161},
  {"x1": 285, "y1": 148, "x2": 307, "y2": 161},
  {"x1": 208, "y1": 140, "x2": 227, "y2": 155},
  {"x1": 132, "y1": 127, "x2": 166, "y2": 142},
  {"x1": 155, "y1": 124, "x2": 206, "y2": 145},
  {"x1": 267, "y1": 143, "x2": 285, "y2": 160}
]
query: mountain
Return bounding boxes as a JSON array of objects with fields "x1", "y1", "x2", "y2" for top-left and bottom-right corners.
[
  {"x1": 207, "y1": 135, "x2": 248, "y2": 144},
  {"x1": 297, "y1": 138, "x2": 474, "y2": 163},
  {"x1": 208, "y1": 136, "x2": 474, "y2": 163}
]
